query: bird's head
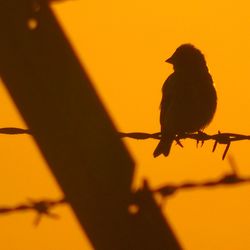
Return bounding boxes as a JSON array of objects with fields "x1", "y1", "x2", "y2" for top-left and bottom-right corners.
[{"x1": 166, "y1": 44, "x2": 207, "y2": 71}]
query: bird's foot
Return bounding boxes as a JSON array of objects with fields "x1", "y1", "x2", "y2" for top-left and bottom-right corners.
[{"x1": 196, "y1": 131, "x2": 209, "y2": 147}]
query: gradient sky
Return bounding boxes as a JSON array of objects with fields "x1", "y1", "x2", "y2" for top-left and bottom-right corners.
[{"x1": 1, "y1": 0, "x2": 250, "y2": 249}]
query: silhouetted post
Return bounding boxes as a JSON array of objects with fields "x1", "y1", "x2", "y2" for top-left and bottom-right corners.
[{"x1": 0, "y1": 1, "x2": 181, "y2": 249}]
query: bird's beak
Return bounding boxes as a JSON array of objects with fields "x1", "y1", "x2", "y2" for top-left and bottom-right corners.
[{"x1": 165, "y1": 56, "x2": 173, "y2": 64}]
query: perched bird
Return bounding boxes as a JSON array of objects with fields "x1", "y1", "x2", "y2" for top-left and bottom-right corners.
[{"x1": 153, "y1": 44, "x2": 217, "y2": 157}]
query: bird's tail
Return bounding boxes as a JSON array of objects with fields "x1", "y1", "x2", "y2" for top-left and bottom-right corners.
[{"x1": 153, "y1": 137, "x2": 174, "y2": 157}]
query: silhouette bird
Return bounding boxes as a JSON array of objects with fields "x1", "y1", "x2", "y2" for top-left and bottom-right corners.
[{"x1": 153, "y1": 44, "x2": 217, "y2": 157}]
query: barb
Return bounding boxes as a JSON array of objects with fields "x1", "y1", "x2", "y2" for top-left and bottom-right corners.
[
  {"x1": 119, "y1": 131, "x2": 250, "y2": 160},
  {"x1": 0, "y1": 198, "x2": 66, "y2": 226}
]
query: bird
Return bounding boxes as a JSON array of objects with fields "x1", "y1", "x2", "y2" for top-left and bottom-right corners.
[{"x1": 153, "y1": 44, "x2": 217, "y2": 157}]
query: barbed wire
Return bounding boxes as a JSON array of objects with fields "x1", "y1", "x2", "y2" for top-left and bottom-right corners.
[
  {"x1": 2, "y1": 172, "x2": 250, "y2": 225},
  {"x1": 119, "y1": 131, "x2": 250, "y2": 159},
  {"x1": 4, "y1": 128, "x2": 250, "y2": 160},
  {"x1": 130, "y1": 155, "x2": 250, "y2": 205},
  {"x1": 0, "y1": 129, "x2": 249, "y2": 224},
  {"x1": 0, "y1": 198, "x2": 66, "y2": 226},
  {"x1": 0, "y1": 127, "x2": 65, "y2": 226},
  {"x1": 0, "y1": 127, "x2": 31, "y2": 135},
  {"x1": 133, "y1": 157, "x2": 250, "y2": 204},
  {"x1": 1, "y1": 171, "x2": 250, "y2": 224},
  {"x1": 153, "y1": 173, "x2": 250, "y2": 199}
]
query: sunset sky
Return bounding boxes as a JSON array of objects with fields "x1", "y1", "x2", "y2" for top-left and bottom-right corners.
[{"x1": 1, "y1": 0, "x2": 250, "y2": 249}]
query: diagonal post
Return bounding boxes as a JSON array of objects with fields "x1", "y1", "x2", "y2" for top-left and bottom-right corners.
[{"x1": 0, "y1": 1, "x2": 181, "y2": 249}]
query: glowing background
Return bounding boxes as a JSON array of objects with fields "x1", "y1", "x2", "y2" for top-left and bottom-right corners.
[{"x1": 1, "y1": 0, "x2": 250, "y2": 249}]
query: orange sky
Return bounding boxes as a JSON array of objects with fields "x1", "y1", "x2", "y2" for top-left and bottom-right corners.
[{"x1": 1, "y1": 0, "x2": 250, "y2": 249}]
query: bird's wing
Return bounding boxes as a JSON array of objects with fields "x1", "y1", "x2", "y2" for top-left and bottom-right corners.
[{"x1": 160, "y1": 74, "x2": 177, "y2": 134}]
